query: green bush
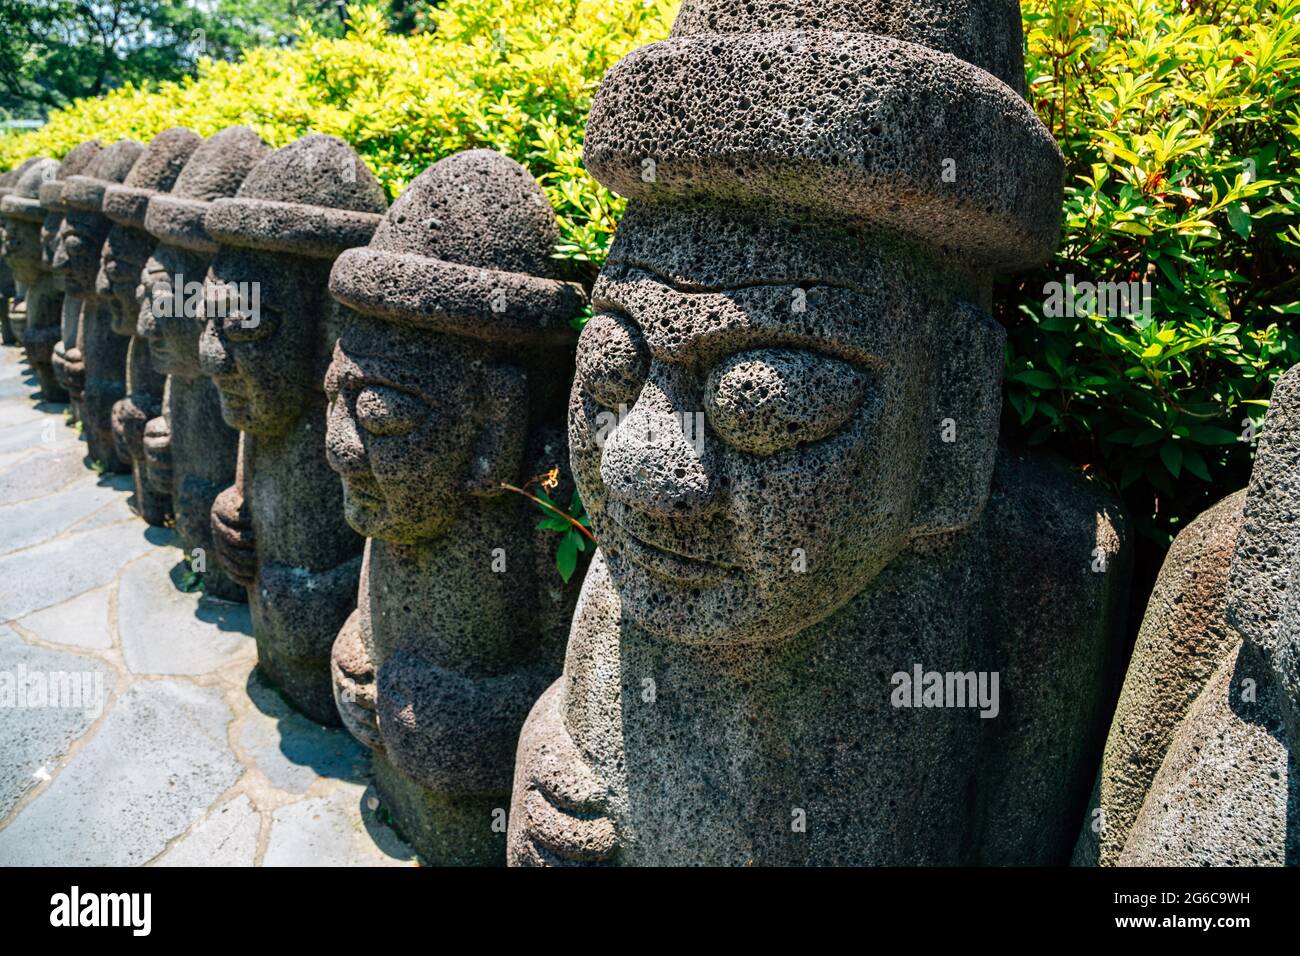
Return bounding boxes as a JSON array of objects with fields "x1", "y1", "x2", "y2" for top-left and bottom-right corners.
[
  {"x1": 1008, "y1": 0, "x2": 1300, "y2": 548},
  {"x1": 0, "y1": 0, "x2": 676, "y2": 277}
]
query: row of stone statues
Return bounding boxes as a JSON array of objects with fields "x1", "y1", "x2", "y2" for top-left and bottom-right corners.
[
  {"x1": 1, "y1": 124, "x2": 587, "y2": 864},
  {"x1": 0, "y1": 0, "x2": 1293, "y2": 865}
]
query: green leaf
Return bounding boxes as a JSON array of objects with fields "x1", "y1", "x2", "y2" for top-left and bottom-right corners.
[
  {"x1": 1012, "y1": 370, "x2": 1058, "y2": 389},
  {"x1": 1113, "y1": 221, "x2": 1154, "y2": 236},
  {"x1": 1182, "y1": 447, "x2": 1211, "y2": 481},
  {"x1": 1119, "y1": 459, "x2": 1145, "y2": 490},
  {"x1": 1186, "y1": 425, "x2": 1241, "y2": 445},
  {"x1": 1225, "y1": 201, "x2": 1252, "y2": 239},
  {"x1": 1159, "y1": 441, "x2": 1183, "y2": 478},
  {"x1": 555, "y1": 531, "x2": 579, "y2": 583}
]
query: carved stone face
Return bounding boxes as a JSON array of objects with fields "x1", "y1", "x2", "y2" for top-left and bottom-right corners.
[
  {"x1": 97, "y1": 223, "x2": 154, "y2": 332},
  {"x1": 136, "y1": 243, "x2": 206, "y2": 377},
  {"x1": 199, "y1": 246, "x2": 323, "y2": 435},
  {"x1": 1, "y1": 216, "x2": 41, "y2": 274},
  {"x1": 51, "y1": 209, "x2": 108, "y2": 295},
  {"x1": 324, "y1": 315, "x2": 509, "y2": 544},
  {"x1": 571, "y1": 224, "x2": 937, "y2": 645},
  {"x1": 40, "y1": 212, "x2": 63, "y2": 274}
]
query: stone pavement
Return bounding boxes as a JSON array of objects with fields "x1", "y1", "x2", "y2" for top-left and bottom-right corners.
[{"x1": 0, "y1": 344, "x2": 415, "y2": 866}]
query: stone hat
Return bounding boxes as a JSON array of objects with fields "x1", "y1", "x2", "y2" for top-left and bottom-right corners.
[
  {"x1": 582, "y1": 0, "x2": 1064, "y2": 269},
  {"x1": 204, "y1": 134, "x2": 386, "y2": 260},
  {"x1": 145, "y1": 126, "x2": 270, "y2": 254},
  {"x1": 58, "y1": 140, "x2": 144, "y2": 213},
  {"x1": 0, "y1": 158, "x2": 59, "y2": 223},
  {"x1": 329, "y1": 149, "x2": 585, "y2": 345},
  {"x1": 37, "y1": 140, "x2": 106, "y2": 212},
  {"x1": 101, "y1": 127, "x2": 203, "y2": 229},
  {"x1": 0, "y1": 157, "x2": 43, "y2": 199}
]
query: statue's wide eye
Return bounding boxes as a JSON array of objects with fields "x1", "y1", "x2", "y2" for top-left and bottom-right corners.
[
  {"x1": 705, "y1": 348, "x2": 868, "y2": 456},
  {"x1": 215, "y1": 291, "x2": 276, "y2": 343},
  {"x1": 577, "y1": 310, "x2": 649, "y2": 409},
  {"x1": 355, "y1": 384, "x2": 426, "y2": 437}
]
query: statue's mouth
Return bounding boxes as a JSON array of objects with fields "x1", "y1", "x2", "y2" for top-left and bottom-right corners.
[
  {"x1": 343, "y1": 475, "x2": 384, "y2": 511},
  {"x1": 609, "y1": 514, "x2": 738, "y2": 585},
  {"x1": 149, "y1": 344, "x2": 175, "y2": 372},
  {"x1": 217, "y1": 384, "x2": 250, "y2": 416}
]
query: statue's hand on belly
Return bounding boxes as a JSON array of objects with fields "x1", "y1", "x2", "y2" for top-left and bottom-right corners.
[
  {"x1": 210, "y1": 482, "x2": 256, "y2": 587},
  {"x1": 142, "y1": 415, "x2": 173, "y2": 494},
  {"x1": 507, "y1": 680, "x2": 617, "y2": 866}
]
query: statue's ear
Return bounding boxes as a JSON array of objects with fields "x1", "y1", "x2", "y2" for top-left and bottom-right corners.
[
  {"x1": 464, "y1": 362, "x2": 529, "y2": 497},
  {"x1": 909, "y1": 301, "x2": 1004, "y2": 539}
]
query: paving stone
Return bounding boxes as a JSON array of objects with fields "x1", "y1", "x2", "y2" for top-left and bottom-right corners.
[
  {"x1": 239, "y1": 670, "x2": 367, "y2": 794},
  {"x1": 0, "y1": 679, "x2": 242, "y2": 865},
  {"x1": 263, "y1": 785, "x2": 414, "y2": 866},
  {"x1": 0, "y1": 445, "x2": 95, "y2": 505},
  {"x1": 0, "y1": 446, "x2": 31, "y2": 473},
  {"x1": 0, "y1": 521, "x2": 159, "y2": 622},
  {"x1": 16, "y1": 587, "x2": 113, "y2": 650},
  {"x1": 0, "y1": 475, "x2": 126, "y2": 556},
  {"x1": 0, "y1": 357, "x2": 37, "y2": 401},
  {"x1": 118, "y1": 548, "x2": 252, "y2": 675},
  {"x1": 66, "y1": 495, "x2": 138, "y2": 533},
  {"x1": 0, "y1": 400, "x2": 46, "y2": 428},
  {"x1": 154, "y1": 794, "x2": 260, "y2": 867},
  {"x1": 0, "y1": 417, "x2": 57, "y2": 457},
  {"x1": 0, "y1": 626, "x2": 112, "y2": 818}
]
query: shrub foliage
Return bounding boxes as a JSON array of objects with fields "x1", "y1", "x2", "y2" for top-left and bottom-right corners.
[
  {"x1": 0, "y1": 0, "x2": 677, "y2": 275},
  {"x1": 1010, "y1": 0, "x2": 1300, "y2": 545}
]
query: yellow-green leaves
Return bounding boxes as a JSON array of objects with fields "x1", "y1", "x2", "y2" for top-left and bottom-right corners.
[
  {"x1": 0, "y1": 0, "x2": 677, "y2": 263},
  {"x1": 1010, "y1": 0, "x2": 1299, "y2": 545}
]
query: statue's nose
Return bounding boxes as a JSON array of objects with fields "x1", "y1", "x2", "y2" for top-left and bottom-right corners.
[
  {"x1": 198, "y1": 319, "x2": 235, "y2": 377},
  {"x1": 325, "y1": 390, "x2": 370, "y2": 478},
  {"x1": 50, "y1": 237, "x2": 71, "y2": 271},
  {"x1": 599, "y1": 364, "x2": 721, "y2": 519},
  {"x1": 136, "y1": 293, "x2": 157, "y2": 338}
]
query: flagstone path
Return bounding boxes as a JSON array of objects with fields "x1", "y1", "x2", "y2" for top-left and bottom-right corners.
[{"x1": 0, "y1": 343, "x2": 414, "y2": 866}]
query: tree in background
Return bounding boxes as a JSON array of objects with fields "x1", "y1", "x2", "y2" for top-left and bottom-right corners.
[{"x1": 0, "y1": 0, "x2": 361, "y2": 120}]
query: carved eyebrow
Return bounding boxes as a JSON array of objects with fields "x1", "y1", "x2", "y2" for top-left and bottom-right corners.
[
  {"x1": 331, "y1": 357, "x2": 431, "y2": 402},
  {"x1": 592, "y1": 264, "x2": 884, "y2": 369},
  {"x1": 606, "y1": 258, "x2": 861, "y2": 296}
]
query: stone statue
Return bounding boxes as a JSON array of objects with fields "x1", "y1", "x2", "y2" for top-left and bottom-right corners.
[
  {"x1": 1, "y1": 157, "x2": 63, "y2": 399},
  {"x1": 507, "y1": 0, "x2": 1132, "y2": 865},
  {"x1": 39, "y1": 140, "x2": 110, "y2": 419},
  {"x1": 0, "y1": 159, "x2": 42, "y2": 347},
  {"x1": 100, "y1": 127, "x2": 203, "y2": 525},
  {"x1": 201, "y1": 134, "x2": 386, "y2": 724},
  {"x1": 136, "y1": 125, "x2": 269, "y2": 601},
  {"x1": 0, "y1": 166, "x2": 17, "y2": 346},
  {"x1": 52, "y1": 140, "x2": 144, "y2": 465},
  {"x1": 1075, "y1": 365, "x2": 1299, "y2": 866},
  {"x1": 324, "y1": 149, "x2": 588, "y2": 863}
]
